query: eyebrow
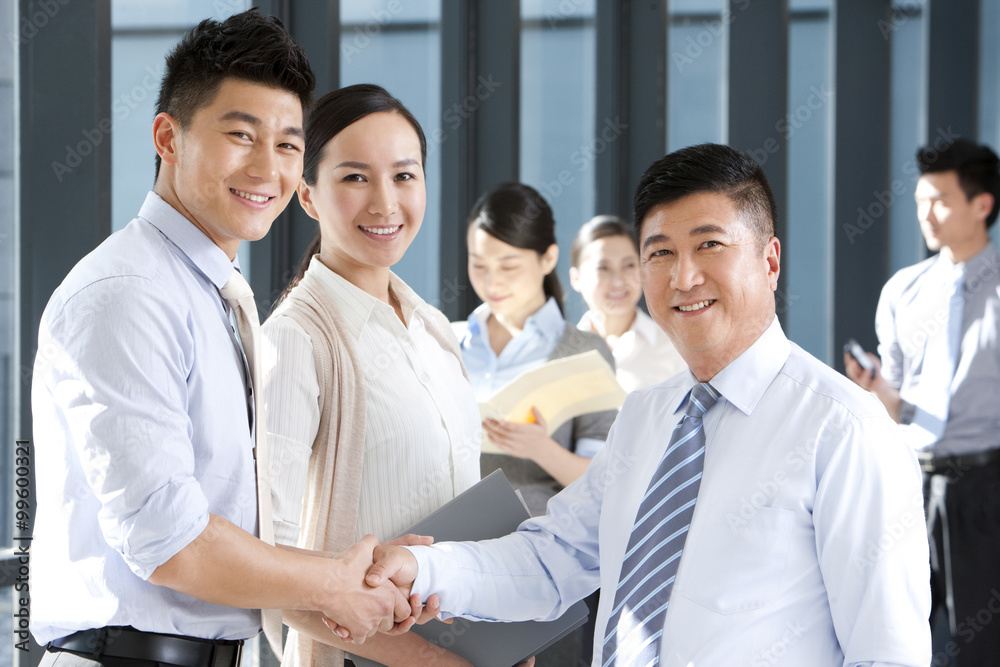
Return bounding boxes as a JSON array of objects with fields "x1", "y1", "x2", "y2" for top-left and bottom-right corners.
[
  {"x1": 641, "y1": 223, "x2": 728, "y2": 249},
  {"x1": 468, "y1": 252, "x2": 522, "y2": 261},
  {"x1": 219, "y1": 110, "x2": 303, "y2": 138},
  {"x1": 334, "y1": 159, "x2": 421, "y2": 170}
]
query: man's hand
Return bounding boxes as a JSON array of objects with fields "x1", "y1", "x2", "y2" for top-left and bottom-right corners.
[
  {"x1": 843, "y1": 350, "x2": 884, "y2": 392},
  {"x1": 319, "y1": 535, "x2": 411, "y2": 644},
  {"x1": 483, "y1": 407, "x2": 554, "y2": 461}
]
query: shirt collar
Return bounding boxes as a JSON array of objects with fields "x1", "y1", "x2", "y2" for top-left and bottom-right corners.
[
  {"x1": 306, "y1": 256, "x2": 422, "y2": 340},
  {"x1": 630, "y1": 309, "x2": 662, "y2": 345},
  {"x1": 138, "y1": 191, "x2": 239, "y2": 288},
  {"x1": 468, "y1": 296, "x2": 565, "y2": 344},
  {"x1": 671, "y1": 317, "x2": 790, "y2": 417}
]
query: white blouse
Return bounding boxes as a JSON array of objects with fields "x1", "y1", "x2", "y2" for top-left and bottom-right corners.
[
  {"x1": 261, "y1": 259, "x2": 481, "y2": 546},
  {"x1": 579, "y1": 308, "x2": 687, "y2": 392}
]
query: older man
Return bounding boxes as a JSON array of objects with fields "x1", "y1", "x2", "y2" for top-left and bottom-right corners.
[{"x1": 370, "y1": 143, "x2": 932, "y2": 666}]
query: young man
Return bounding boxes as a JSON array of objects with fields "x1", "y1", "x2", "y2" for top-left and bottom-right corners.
[
  {"x1": 845, "y1": 139, "x2": 1000, "y2": 664},
  {"x1": 370, "y1": 144, "x2": 932, "y2": 666},
  {"x1": 31, "y1": 10, "x2": 416, "y2": 667}
]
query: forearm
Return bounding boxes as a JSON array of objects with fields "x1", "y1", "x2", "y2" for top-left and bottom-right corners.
[
  {"x1": 283, "y1": 610, "x2": 470, "y2": 667},
  {"x1": 871, "y1": 382, "x2": 903, "y2": 422},
  {"x1": 532, "y1": 441, "x2": 591, "y2": 487},
  {"x1": 148, "y1": 513, "x2": 334, "y2": 611}
]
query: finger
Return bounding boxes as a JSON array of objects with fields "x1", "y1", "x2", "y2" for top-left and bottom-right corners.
[
  {"x1": 385, "y1": 616, "x2": 416, "y2": 636},
  {"x1": 387, "y1": 532, "x2": 434, "y2": 548},
  {"x1": 322, "y1": 615, "x2": 352, "y2": 641},
  {"x1": 416, "y1": 593, "x2": 441, "y2": 624},
  {"x1": 530, "y1": 406, "x2": 547, "y2": 430},
  {"x1": 392, "y1": 584, "x2": 412, "y2": 622}
]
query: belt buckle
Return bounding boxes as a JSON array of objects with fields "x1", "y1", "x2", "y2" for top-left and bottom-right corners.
[{"x1": 210, "y1": 642, "x2": 241, "y2": 667}]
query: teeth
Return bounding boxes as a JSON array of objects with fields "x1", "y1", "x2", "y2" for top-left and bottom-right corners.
[
  {"x1": 678, "y1": 300, "x2": 714, "y2": 312},
  {"x1": 232, "y1": 189, "x2": 269, "y2": 203},
  {"x1": 362, "y1": 226, "x2": 401, "y2": 236}
]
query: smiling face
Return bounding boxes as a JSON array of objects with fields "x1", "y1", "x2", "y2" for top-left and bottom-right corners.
[
  {"x1": 639, "y1": 191, "x2": 780, "y2": 380},
  {"x1": 297, "y1": 112, "x2": 425, "y2": 289},
  {"x1": 153, "y1": 77, "x2": 305, "y2": 259},
  {"x1": 570, "y1": 234, "x2": 642, "y2": 319},
  {"x1": 915, "y1": 170, "x2": 992, "y2": 262},
  {"x1": 466, "y1": 226, "x2": 557, "y2": 325}
]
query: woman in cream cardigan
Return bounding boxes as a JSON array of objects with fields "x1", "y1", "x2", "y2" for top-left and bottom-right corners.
[{"x1": 260, "y1": 84, "x2": 479, "y2": 667}]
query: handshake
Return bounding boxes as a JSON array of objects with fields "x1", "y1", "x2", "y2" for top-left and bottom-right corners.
[{"x1": 310, "y1": 533, "x2": 432, "y2": 644}]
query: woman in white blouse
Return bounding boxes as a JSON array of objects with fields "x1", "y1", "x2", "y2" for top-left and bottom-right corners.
[
  {"x1": 569, "y1": 215, "x2": 687, "y2": 392},
  {"x1": 260, "y1": 84, "x2": 479, "y2": 667}
]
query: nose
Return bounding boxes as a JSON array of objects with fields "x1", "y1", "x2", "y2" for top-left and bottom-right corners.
[
  {"x1": 917, "y1": 200, "x2": 935, "y2": 224},
  {"x1": 670, "y1": 253, "x2": 703, "y2": 292},
  {"x1": 369, "y1": 178, "x2": 399, "y2": 217},
  {"x1": 247, "y1": 144, "x2": 278, "y2": 180}
]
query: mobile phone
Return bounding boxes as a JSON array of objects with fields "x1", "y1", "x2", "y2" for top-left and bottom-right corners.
[{"x1": 843, "y1": 338, "x2": 875, "y2": 378}]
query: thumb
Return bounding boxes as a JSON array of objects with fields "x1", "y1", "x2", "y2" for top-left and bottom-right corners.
[{"x1": 366, "y1": 546, "x2": 416, "y2": 587}]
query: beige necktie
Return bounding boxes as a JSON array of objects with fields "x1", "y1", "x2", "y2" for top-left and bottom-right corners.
[{"x1": 220, "y1": 269, "x2": 283, "y2": 660}]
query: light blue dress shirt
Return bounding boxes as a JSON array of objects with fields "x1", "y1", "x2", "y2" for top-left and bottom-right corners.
[
  {"x1": 410, "y1": 318, "x2": 932, "y2": 666},
  {"x1": 31, "y1": 192, "x2": 261, "y2": 644}
]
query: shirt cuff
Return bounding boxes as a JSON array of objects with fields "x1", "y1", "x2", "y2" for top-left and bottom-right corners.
[{"x1": 575, "y1": 437, "x2": 606, "y2": 459}]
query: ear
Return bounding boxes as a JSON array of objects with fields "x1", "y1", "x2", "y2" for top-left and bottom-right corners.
[
  {"x1": 765, "y1": 236, "x2": 781, "y2": 291},
  {"x1": 568, "y1": 266, "x2": 582, "y2": 293},
  {"x1": 541, "y1": 243, "x2": 559, "y2": 275},
  {"x1": 152, "y1": 112, "x2": 181, "y2": 167},
  {"x1": 297, "y1": 179, "x2": 320, "y2": 221},
  {"x1": 972, "y1": 191, "x2": 995, "y2": 224}
]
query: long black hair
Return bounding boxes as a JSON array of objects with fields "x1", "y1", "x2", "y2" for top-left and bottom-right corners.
[{"x1": 467, "y1": 182, "x2": 564, "y2": 314}]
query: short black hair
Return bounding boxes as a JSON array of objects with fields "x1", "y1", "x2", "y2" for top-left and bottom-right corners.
[
  {"x1": 154, "y1": 8, "x2": 315, "y2": 178},
  {"x1": 917, "y1": 139, "x2": 1000, "y2": 228},
  {"x1": 633, "y1": 143, "x2": 777, "y2": 244}
]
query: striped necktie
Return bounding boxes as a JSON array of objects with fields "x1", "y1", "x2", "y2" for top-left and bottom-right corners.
[{"x1": 601, "y1": 382, "x2": 720, "y2": 667}]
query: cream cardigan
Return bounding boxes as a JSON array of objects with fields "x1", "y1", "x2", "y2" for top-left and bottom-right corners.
[{"x1": 269, "y1": 265, "x2": 470, "y2": 667}]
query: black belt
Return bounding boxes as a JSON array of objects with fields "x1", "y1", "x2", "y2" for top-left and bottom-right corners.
[
  {"x1": 918, "y1": 447, "x2": 1000, "y2": 475},
  {"x1": 48, "y1": 627, "x2": 243, "y2": 667}
]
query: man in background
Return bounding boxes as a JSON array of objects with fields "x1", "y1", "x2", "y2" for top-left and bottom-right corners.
[{"x1": 845, "y1": 139, "x2": 1000, "y2": 665}]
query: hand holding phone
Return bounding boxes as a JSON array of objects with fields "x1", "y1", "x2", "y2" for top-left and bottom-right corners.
[{"x1": 843, "y1": 338, "x2": 875, "y2": 379}]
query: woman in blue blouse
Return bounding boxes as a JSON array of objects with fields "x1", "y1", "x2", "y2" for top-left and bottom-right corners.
[{"x1": 457, "y1": 181, "x2": 617, "y2": 517}]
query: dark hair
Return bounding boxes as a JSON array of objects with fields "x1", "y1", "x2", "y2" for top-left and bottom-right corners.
[
  {"x1": 917, "y1": 139, "x2": 1000, "y2": 228},
  {"x1": 633, "y1": 143, "x2": 777, "y2": 244},
  {"x1": 467, "y1": 182, "x2": 564, "y2": 314},
  {"x1": 570, "y1": 215, "x2": 636, "y2": 269},
  {"x1": 284, "y1": 84, "x2": 427, "y2": 298},
  {"x1": 154, "y1": 8, "x2": 315, "y2": 178}
]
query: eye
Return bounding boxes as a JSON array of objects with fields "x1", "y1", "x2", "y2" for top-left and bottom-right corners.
[
  {"x1": 343, "y1": 173, "x2": 367, "y2": 183},
  {"x1": 649, "y1": 248, "x2": 673, "y2": 258},
  {"x1": 395, "y1": 172, "x2": 417, "y2": 181},
  {"x1": 230, "y1": 131, "x2": 251, "y2": 140},
  {"x1": 278, "y1": 142, "x2": 302, "y2": 152},
  {"x1": 701, "y1": 240, "x2": 721, "y2": 249}
]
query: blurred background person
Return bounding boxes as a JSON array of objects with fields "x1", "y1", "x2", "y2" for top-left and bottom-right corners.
[
  {"x1": 456, "y1": 182, "x2": 615, "y2": 666},
  {"x1": 570, "y1": 215, "x2": 686, "y2": 391}
]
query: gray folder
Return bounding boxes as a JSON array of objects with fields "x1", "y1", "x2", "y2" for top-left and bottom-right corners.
[{"x1": 349, "y1": 470, "x2": 590, "y2": 667}]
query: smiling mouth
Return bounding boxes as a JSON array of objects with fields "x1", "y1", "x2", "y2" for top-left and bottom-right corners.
[
  {"x1": 231, "y1": 188, "x2": 273, "y2": 203},
  {"x1": 360, "y1": 225, "x2": 401, "y2": 236},
  {"x1": 676, "y1": 299, "x2": 715, "y2": 312}
]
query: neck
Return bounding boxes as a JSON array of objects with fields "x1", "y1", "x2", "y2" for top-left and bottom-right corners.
[
  {"x1": 318, "y1": 251, "x2": 393, "y2": 305},
  {"x1": 590, "y1": 309, "x2": 636, "y2": 340},
  {"x1": 942, "y1": 233, "x2": 990, "y2": 264},
  {"x1": 492, "y1": 293, "x2": 548, "y2": 334},
  {"x1": 153, "y1": 178, "x2": 238, "y2": 260}
]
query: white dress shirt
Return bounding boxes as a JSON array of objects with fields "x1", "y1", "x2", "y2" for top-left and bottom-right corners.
[
  {"x1": 31, "y1": 192, "x2": 260, "y2": 644},
  {"x1": 409, "y1": 318, "x2": 932, "y2": 666},
  {"x1": 261, "y1": 258, "x2": 481, "y2": 545},
  {"x1": 578, "y1": 308, "x2": 687, "y2": 392}
]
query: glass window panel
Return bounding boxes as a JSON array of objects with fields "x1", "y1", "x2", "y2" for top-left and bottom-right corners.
[
  {"x1": 341, "y1": 0, "x2": 440, "y2": 25},
  {"x1": 112, "y1": 0, "x2": 249, "y2": 28},
  {"x1": 981, "y1": 0, "x2": 1000, "y2": 149},
  {"x1": 340, "y1": 1, "x2": 442, "y2": 305},
  {"x1": 666, "y1": 13, "x2": 727, "y2": 151},
  {"x1": 671, "y1": 0, "x2": 726, "y2": 15},
  {"x1": 888, "y1": 7, "x2": 926, "y2": 273},
  {"x1": 521, "y1": 0, "x2": 596, "y2": 22},
  {"x1": 784, "y1": 16, "x2": 833, "y2": 363},
  {"x1": 790, "y1": 0, "x2": 832, "y2": 10},
  {"x1": 519, "y1": 6, "x2": 597, "y2": 324}
]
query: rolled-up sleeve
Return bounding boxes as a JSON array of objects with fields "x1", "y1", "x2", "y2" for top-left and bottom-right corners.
[{"x1": 48, "y1": 277, "x2": 210, "y2": 579}]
